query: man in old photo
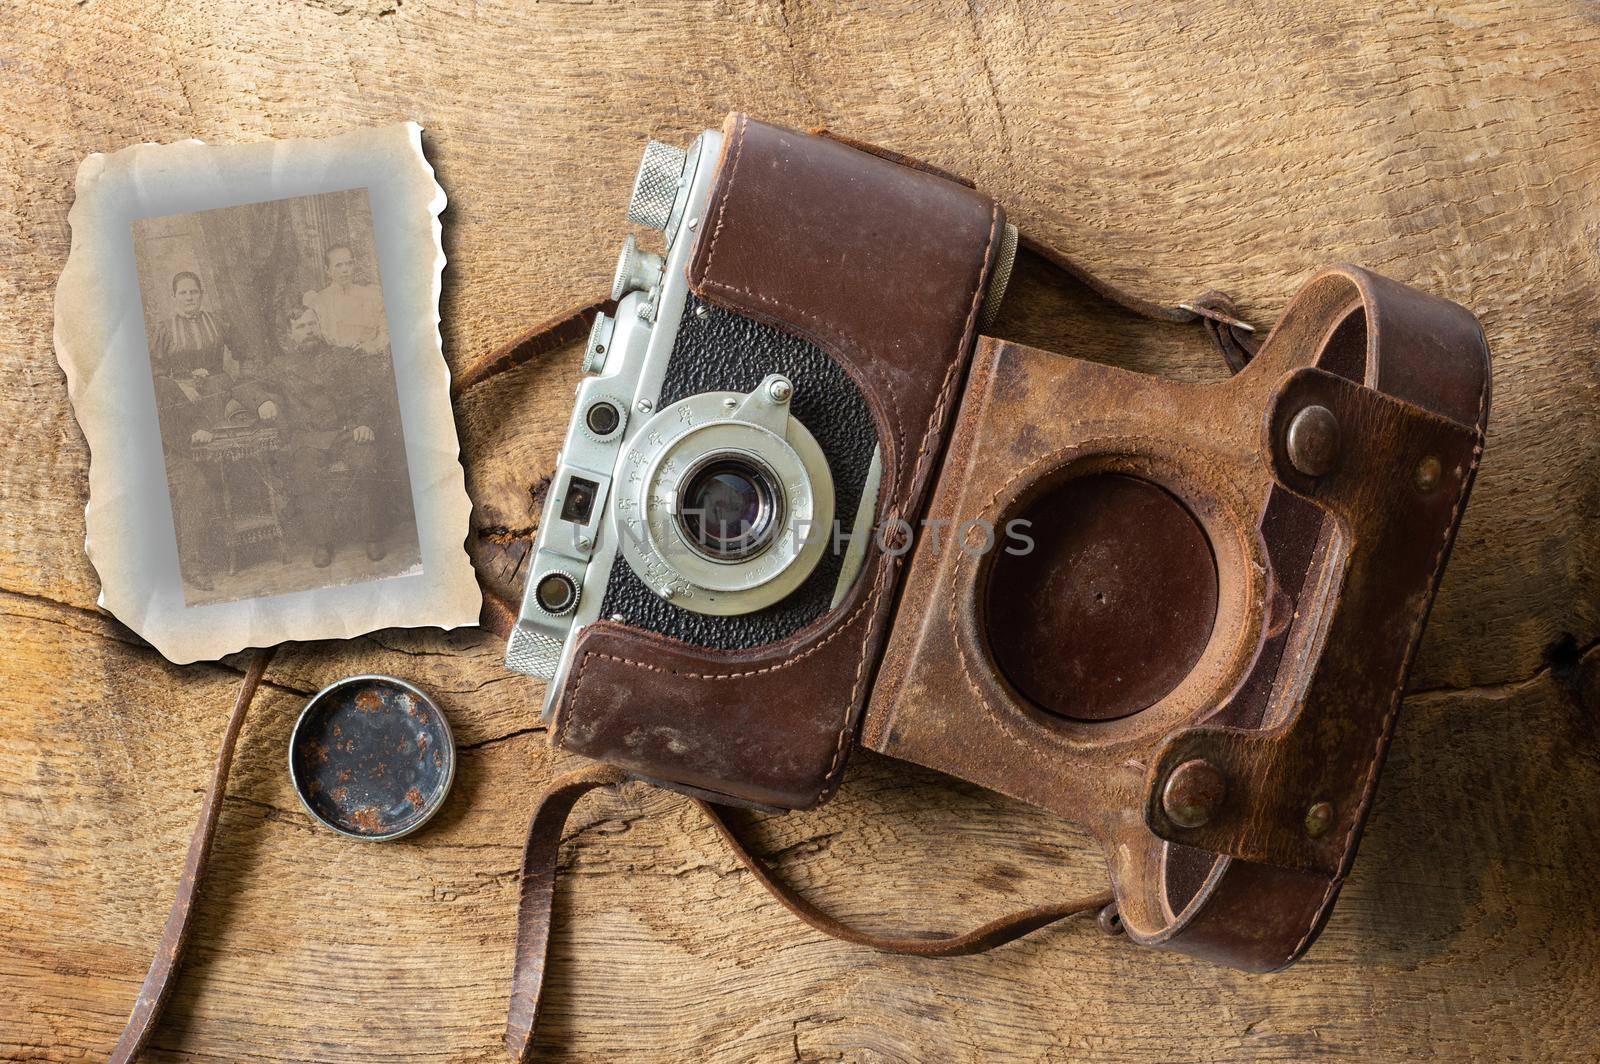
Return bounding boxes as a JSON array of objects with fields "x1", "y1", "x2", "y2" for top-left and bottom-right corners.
[
  {"x1": 303, "y1": 243, "x2": 388, "y2": 354},
  {"x1": 237, "y1": 305, "x2": 397, "y2": 568}
]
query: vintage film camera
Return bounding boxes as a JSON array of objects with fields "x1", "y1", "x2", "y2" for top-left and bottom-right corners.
[{"x1": 506, "y1": 114, "x2": 1489, "y2": 970}]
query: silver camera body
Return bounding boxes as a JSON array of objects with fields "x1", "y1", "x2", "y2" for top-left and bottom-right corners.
[{"x1": 506, "y1": 131, "x2": 881, "y2": 715}]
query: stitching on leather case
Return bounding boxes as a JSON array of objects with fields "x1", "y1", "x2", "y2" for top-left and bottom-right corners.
[
  {"x1": 569, "y1": 587, "x2": 875, "y2": 683},
  {"x1": 698, "y1": 174, "x2": 999, "y2": 796},
  {"x1": 901, "y1": 201, "x2": 1002, "y2": 514},
  {"x1": 1285, "y1": 368, "x2": 1488, "y2": 966},
  {"x1": 556, "y1": 563, "x2": 889, "y2": 755},
  {"x1": 700, "y1": 113, "x2": 748, "y2": 295},
  {"x1": 698, "y1": 113, "x2": 968, "y2": 498},
  {"x1": 815, "y1": 201, "x2": 1001, "y2": 795},
  {"x1": 824, "y1": 556, "x2": 890, "y2": 786},
  {"x1": 555, "y1": 566, "x2": 882, "y2": 752},
  {"x1": 697, "y1": 279, "x2": 909, "y2": 496}
]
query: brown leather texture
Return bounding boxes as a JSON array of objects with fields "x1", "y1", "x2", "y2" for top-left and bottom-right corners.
[
  {"x1": 862, "y1": 264, "x2": 1489, "y2": 971},
  {"x1": 546, "y1": 114, "x2": 1004, "y2": 809},
  {"x1": 502, "y1": 765, "x2": 1111, "y2": 1060},
  {"x1": 452, "y1": 296, "x2": 614, "y2": 400},
  {"x1": 109, "y1": 648, "x2": 276, "y2": 1064},
  {"x1": 504, "y1": 762, "x2": 628, "y2": 1064}
]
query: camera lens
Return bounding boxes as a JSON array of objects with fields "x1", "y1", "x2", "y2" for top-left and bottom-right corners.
[{"x1": 677, "y1": 454, "x2": 781, "y2": 561}]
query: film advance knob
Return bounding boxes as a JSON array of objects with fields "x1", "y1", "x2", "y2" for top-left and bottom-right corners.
[
  {"x1": 611, "y1": 233, "x2": 665, "y2": 300},
  {"x1": 627, "y1": 139, "x2": 688, "y2": 231}
]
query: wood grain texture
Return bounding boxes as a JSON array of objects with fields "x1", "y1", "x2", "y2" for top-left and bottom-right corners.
[{"x1": 2, "y1": 0, "x2": 1597, "y2": 1059}]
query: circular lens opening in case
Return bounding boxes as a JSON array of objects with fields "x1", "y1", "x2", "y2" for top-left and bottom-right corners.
[
  {"x1": 985, "y1": 473, "x2": 1218, "y2": 722},
  {"x1": 676, "y1": 453, "x2": 782, "y2": 562}
]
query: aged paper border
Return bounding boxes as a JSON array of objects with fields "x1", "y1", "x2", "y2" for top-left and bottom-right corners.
[{"x1": 54, "y1": 122, "x2": 480, "y2": 663}]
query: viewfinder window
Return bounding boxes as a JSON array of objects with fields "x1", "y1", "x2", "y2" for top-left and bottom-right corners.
[{"x1": 560, "y1": 476, "x2": 600, "y2": 524}]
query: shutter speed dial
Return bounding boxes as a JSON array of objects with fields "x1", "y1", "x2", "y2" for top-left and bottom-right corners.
[{"x1": 611, "y1": 234, "x2": 664, "y2": 301}]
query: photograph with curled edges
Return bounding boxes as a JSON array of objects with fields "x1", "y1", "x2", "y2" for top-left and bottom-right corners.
[{"x1": 132, "y1": 189, "x2": 422, "y2": 606}]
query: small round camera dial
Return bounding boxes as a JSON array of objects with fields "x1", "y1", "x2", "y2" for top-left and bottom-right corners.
[
  {"x1": 532, "y1": 571, "x2": 580, "y2": 616},
  {"x1": 627, "y1": 140, "x2": 689, "y2": 232},
  {"x1": 585, "y1": 399, "x2": 623, "y2": 438},
  {"x1": 582, "y1": 311, "x2": 616, "y2": 376},
  {"x1": 611, "y1": 233, "x2": 665, "y2": 301},
  {"x1": 578, "y1": 396, "x2": 627, "y2": 443}
]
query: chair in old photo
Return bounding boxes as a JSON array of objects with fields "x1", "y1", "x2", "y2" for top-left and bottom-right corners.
[{"x1": 193, "y1": 423, "x2": 288, "y2": 574}]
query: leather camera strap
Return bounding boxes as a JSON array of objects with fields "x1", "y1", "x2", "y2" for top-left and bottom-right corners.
[
  {"x1": 450, "y1": 241, "x2": 1256, "y2": 406},
  {"x1": 503, "y1": 765, "x2": 1115, "y2": 1063},
  {"x1": 451, "y1": 296, "x2": 615, "y2": 399},
  {"x1": 110, "y1": 646, "x2": 276, "y2": 1064},
  {"x1": 1015, "y1": 234, "x2": 1259, "y2": 373}
]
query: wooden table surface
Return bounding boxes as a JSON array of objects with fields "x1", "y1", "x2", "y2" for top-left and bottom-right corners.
[{"x1": 4, "y1": 2, "x2": 1598, "y2": 1060}]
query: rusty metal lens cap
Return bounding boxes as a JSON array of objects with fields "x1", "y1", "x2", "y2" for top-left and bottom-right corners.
[{"x1": 289, "y1": 675, "x2": 455, "y2": 841}]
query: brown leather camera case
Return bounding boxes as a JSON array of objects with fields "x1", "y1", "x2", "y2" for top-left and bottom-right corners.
[
  {"x1": 546, "y1": 114, "x2": 1490, "y2": 971},
  {"x1": 862, "y1": 265, "x2": 1489, "y2": 970},
  {"x1": 547, "y1": 114, "x2": 1006, "y2": 810}
]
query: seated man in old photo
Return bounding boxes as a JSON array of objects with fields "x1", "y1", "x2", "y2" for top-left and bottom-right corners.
[
  {"x1": 303, "y1": 243, "x2": 388, "y2": 355},
  {"x1": 236, "y1": 305, "x2": 397, "y2": 568}
]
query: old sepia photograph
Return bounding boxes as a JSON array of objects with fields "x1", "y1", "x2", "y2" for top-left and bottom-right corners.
[
  {"x1": 55, "y1": 123, "x2": 480, "y2": 662},
  {"x1": 133, "y1": 189, "x2": 422, "y2": 605}
]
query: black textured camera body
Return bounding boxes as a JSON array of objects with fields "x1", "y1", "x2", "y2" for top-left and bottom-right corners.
[{"x1": 595, "y1": 294, "x2": 876, "y2": 651}]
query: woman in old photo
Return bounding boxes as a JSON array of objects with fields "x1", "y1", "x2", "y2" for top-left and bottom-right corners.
[
  {"x1": 151, "y1": 270, "x2": 238, "y2": 591},
  {"x1": 151, "y1": 270, "x2": 238, "y2": 378}
]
